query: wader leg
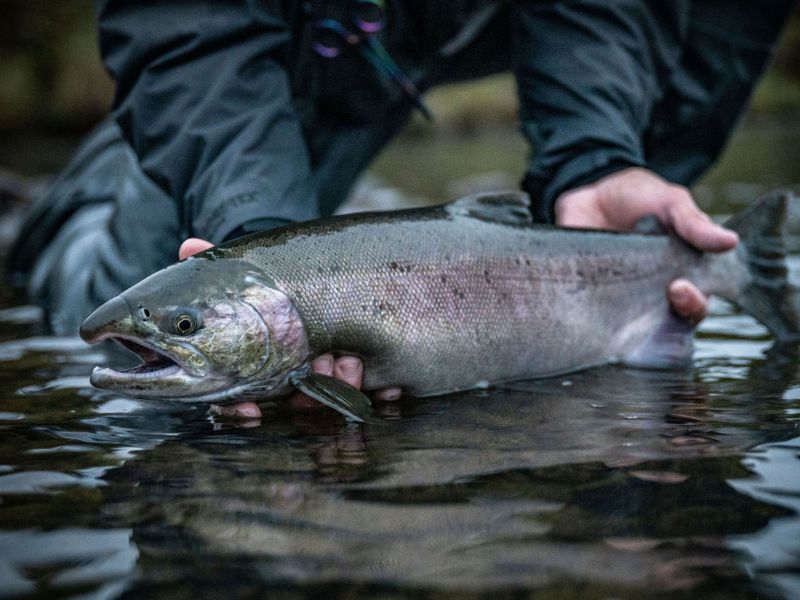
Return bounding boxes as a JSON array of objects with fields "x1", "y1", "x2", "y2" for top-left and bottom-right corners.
[{"x1": 8, "y1": 119, "x2": 180, "y2": 335}]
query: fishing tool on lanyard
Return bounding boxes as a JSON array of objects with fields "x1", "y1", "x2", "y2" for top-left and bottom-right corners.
[{"x1": 312, "y1": 0, "x2": 433, "y2": 120}]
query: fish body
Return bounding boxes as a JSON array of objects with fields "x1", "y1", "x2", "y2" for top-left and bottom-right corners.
[{"x1": 80, "y1": 191, "x2": 799, "y2": 420}]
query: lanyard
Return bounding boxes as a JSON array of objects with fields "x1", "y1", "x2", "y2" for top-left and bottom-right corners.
[{"x1": 312, "y1": 0, "x2": 433, "y2": 120}]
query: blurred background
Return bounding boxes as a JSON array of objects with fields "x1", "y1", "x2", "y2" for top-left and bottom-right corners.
[{"x1": 0, "y1": 1, "x2": 798, "y2": 207}]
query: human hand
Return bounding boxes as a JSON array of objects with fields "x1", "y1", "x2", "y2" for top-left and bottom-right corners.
[
  {"x1": 179, "y1": 238, "x2": 402, "y2": 418},
  {"x1": 554, "y1": 167, "x2": 739, "y2": 323}
]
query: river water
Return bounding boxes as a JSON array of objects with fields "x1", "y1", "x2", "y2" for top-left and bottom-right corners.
[{"x1": 1, "y1": 120, "x2": 799, "y2": 599}]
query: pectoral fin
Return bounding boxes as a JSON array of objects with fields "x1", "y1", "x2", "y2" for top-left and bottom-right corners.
[{"x1": 290, "y1": 371, "x2": 374, "y2": 423}]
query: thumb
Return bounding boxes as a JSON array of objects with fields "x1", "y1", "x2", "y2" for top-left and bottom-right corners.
[{"x1": 668, "y1": 203, "x2": 738, "y2": 253}]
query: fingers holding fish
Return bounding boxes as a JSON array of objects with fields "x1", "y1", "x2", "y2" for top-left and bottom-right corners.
[
  {"x1": 291, "y1": 353, "x2": 360, "y2": 402},
  {"x1": 554, "y1": 167, "x2": 737, "y2": 252},
  {"x1": 373, "y1": 387, "x2": 402, "y2": 401},
  {"x1": 668, "y1": 279, "x2": 707, "y2": 325},
  {"x1": 179, "y1": 237, "x2": 215, "y2": 260},
  {"x1": 209, "y1": 401, "x2": 263, "y2": 424},
  {"x1": 312, "y1": 353, "x2": 335, "y2": 376},
  {"x1": 309, "y1": 354, "x2": 402, "y2": 403},
  {"x1": 555, "y1": 167, "x2": 732, "y2": 324},
  {"x1": 332, "y1": 355, "x2": 363, "y2": 388},
  {"x1": 663, "y1": 188, "x2": 738, "y2": 253},
  {"x1": 555, "y1": 167, "x2": 675, "y2": 230}
]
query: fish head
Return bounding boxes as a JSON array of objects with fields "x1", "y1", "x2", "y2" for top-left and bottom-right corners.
[{"x1": 80, "y1": 256, "x2": 310, "y2": 403}]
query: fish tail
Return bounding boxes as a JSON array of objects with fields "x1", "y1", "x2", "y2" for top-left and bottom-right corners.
[{"x1": 724, "y1": 190, "x2": 800, "y2": 344}]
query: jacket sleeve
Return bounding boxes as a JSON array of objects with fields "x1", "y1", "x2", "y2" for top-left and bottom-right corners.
[
  {"x1": 645, "y1": 0, "x2": 795, "y2": 185},
  {"x1": 511, "y1": 0, "x2": 689, "y2": 222},
  {"x1": 96, "y1": 0, "x2": 318, "y2": 243}
]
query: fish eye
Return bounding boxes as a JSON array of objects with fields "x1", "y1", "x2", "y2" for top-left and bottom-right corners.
[
  {"x1": 173, "y1": 313, "x2": 197, "y2": 335},
  {"x1": 139, "y1": 307, "x2": 151, "y2": 320}
]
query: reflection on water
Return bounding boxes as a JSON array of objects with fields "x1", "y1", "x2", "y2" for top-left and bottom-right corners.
[
  {"x1": 1, "y1": 122, "x2": 800, "y2": 598},
  {"x1": 0, "y1": 529, "x2": 137, "y2": 599},
  {"x1": 2, "y1": 290, "x2": 800, "y2": 598},
  {"x1": 730, "y1": 438, "x2": 800, "y2": 599}
]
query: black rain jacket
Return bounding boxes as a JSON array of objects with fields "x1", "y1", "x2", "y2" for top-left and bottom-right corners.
[{"x1": 96, "y1": 0, "x2": 794, "y2": 237}]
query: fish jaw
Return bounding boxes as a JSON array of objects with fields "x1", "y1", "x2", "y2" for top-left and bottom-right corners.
[
  {"x1": 89, "y1": 363, "x2": 252, "y2": 402},
  {"x1": 82, "y1": 317, "x2": 238, "y2": 402}
]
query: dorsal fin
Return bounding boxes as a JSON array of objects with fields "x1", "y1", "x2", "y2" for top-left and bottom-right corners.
[{"x1": 446, "y1": 191, "x2": 532, "y2": 225}]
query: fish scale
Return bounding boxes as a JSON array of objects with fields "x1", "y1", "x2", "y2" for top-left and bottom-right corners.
[{"x1": 215, "y1": 202, "x2": 708, "y2": 395}]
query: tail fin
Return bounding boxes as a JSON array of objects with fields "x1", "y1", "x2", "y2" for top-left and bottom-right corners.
[{"x1": 724, "y1": 190, "x2": 800, "y2": 344}]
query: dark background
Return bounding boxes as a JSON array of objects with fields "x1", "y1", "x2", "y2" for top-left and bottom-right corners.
[{"x1": 1, "y1": 1, "x2": 799, "y2": 191}]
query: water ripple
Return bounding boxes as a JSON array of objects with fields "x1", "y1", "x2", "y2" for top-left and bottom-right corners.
[{"x1": 0, "y1": 470, "x2": 106, "y2": 494}]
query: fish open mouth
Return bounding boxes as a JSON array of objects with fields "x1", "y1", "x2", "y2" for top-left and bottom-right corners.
[
  {"x1": 90, "y1": 335, "x2": 190, "y2": 393},
  {"x1": 114, "y1": 337, "x2": 183, "y2": 376}
]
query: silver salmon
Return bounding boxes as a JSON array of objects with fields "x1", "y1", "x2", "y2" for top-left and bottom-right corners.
[{"x1": 80, "y1": 191, "x2": 799, "y2": 421}]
